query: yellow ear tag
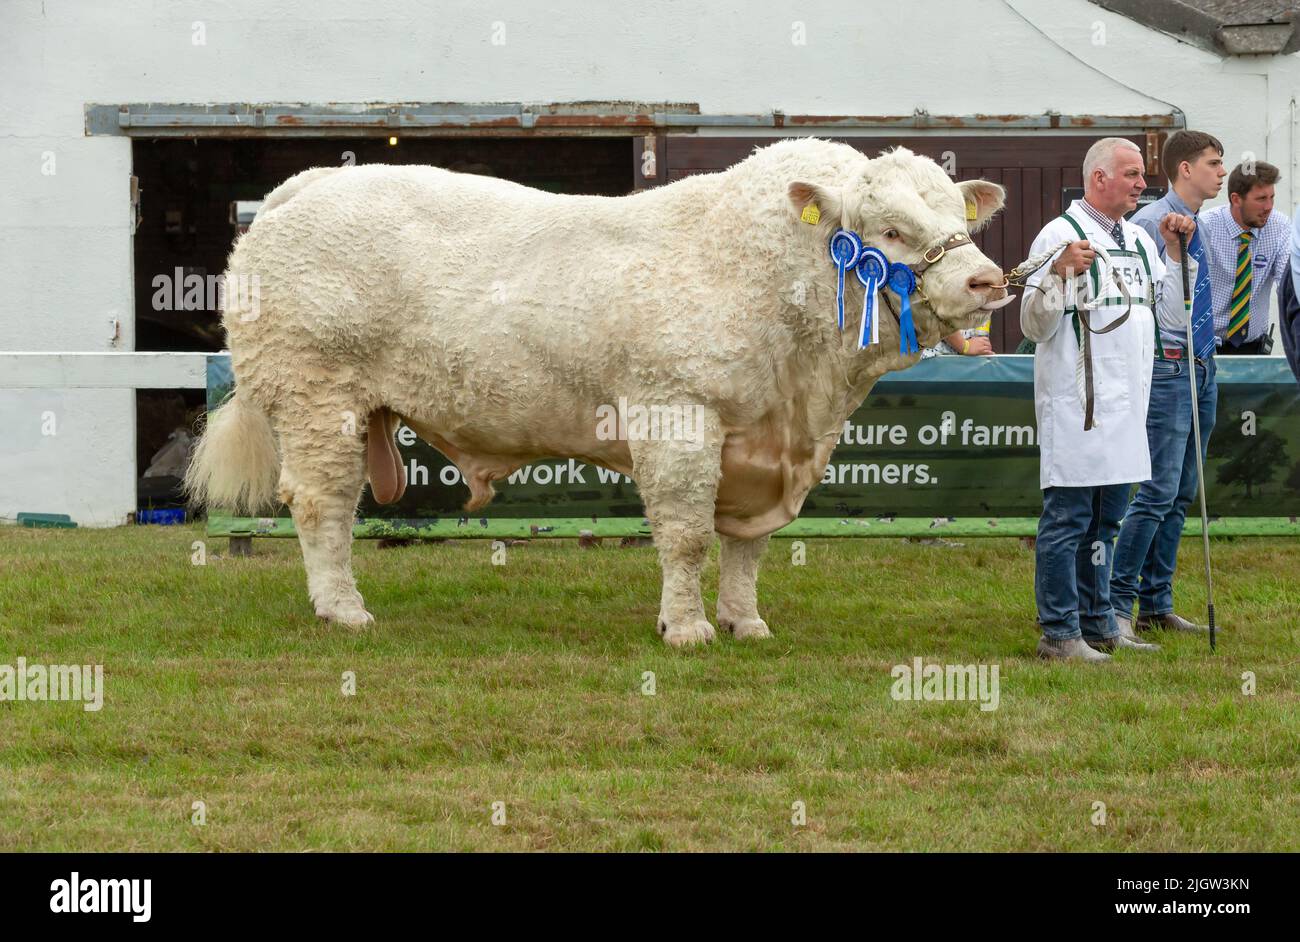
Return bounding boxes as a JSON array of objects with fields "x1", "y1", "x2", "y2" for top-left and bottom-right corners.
[
  {"x1": 800, "y1": 204, "x2": 821, "y2": 225},
  {"x1": 965, "y1": 198, "x2": 978, "y2": 221}
]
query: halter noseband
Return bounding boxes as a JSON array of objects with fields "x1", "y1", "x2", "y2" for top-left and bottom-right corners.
[{"x1": 910, "y1": 231, "x2": 977, "y2": 275}]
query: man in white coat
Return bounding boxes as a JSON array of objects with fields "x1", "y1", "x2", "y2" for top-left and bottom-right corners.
[{"x1": 1021, "y1": 138, "x2": 1198, "y2": 662}]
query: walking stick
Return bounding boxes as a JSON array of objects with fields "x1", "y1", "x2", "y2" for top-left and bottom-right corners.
[{"x1": 1178, "y1": 229, "x2": 1216, "y2": 651}]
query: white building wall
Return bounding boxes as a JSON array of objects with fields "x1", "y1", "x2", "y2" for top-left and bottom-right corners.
[{"x1": 1, "y1": 0, "x2": 1296, "y2": 526}]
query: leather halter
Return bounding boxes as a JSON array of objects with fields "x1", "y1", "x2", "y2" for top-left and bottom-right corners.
[{"x1": 910, "y1": 231, "x2": 977, "y2": 275}]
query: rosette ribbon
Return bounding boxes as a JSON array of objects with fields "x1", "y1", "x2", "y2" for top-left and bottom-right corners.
[
  {"x1": 886, "y1": 262, "x2": 919, "y2": 355},
  {"x1": 828, "y1": 229, "x2": 862, "y2": 332},
  {"x1": 853, "y1": 247, "x2": 889, "y2": 350}
]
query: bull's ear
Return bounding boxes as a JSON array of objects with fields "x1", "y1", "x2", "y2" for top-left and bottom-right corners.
[
  {"x1": 957, "y1": 179, "x2": 1005, "y2": 233},
  {"x1": 788, "y1": 181, "x2": 842, "y2": 228}
]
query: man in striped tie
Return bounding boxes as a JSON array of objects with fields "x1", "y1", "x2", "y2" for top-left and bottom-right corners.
[{"x1": 1202, "y1": 162, "x2": 1291, "y2": 355}]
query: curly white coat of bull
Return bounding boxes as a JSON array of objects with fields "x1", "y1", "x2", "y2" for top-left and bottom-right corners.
[{"x1": 185, "y1": 138, "x2": 1009, "y2": 646}]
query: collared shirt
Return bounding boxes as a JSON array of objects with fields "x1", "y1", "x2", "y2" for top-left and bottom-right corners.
[
  {"x1": 1078, "y1": 198, "x2": 1123, "y2": 238},
  {"x1": 1200, "y1": 204, "x2": 1290, "y2": 345},
  {"x1": 1130, "y1": 188, "x2": 1213, "y2": 350}
]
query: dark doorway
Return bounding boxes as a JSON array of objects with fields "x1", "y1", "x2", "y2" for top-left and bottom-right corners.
[
  {"x1": 130, "y1": 136, "x2": 636, "y2": 352},
  {"x1": 131, "y1": 135, "x2": 634, "y2": 511}
]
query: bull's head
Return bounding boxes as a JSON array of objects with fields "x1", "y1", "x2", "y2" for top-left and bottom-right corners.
[{"x1": 788, "y1": 147, "x2": 1011, "y2": 348}]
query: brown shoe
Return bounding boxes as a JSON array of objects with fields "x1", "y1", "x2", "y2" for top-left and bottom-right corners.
[
  {"x1": 1036, "y1": 635, "x2": 1112, "y2": 662},
  {"x1": 1089, "y1": 633, "x2": 1160, "y2": 653},
  {"x1": 1138, "y1": 612, "x2": 1210, "y2": 634}
]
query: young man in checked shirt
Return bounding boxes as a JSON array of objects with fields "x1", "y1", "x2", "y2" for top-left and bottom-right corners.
[{"x1": 1110, "y1": 131, "x2": 1227, "y2": 637}]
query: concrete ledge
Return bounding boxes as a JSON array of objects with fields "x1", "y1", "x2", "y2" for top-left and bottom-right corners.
[{"x1": 0, "y1": 352, "x2": 209, "y2": 389}]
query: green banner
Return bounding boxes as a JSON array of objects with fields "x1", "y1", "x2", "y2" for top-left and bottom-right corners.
[{"x1": 206, "y1": 353, "x2": 1300, "y2": 534}]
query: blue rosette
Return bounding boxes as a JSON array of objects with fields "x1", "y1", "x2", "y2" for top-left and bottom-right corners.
[
  {"x1": 828, "y1": 229, "x2": 862, "y2": 333},
  {"x1": 887, "y1": 262, "x2": 919, "y2": 355},
  {"x1": 854, "y1": 247, "x2": 889, "y2": 350}
]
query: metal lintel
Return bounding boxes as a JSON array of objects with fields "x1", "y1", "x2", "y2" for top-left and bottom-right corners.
[{"x1": 89, "y1": 104, "x2": 1185, "y2": 137}]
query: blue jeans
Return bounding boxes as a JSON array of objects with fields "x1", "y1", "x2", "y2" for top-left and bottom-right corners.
[
  {"x1": 1111, "y1": 357, "x2": 1217, "y2": 618},
  {"x1": 1035, "y1": 484, "x2": 1131, "y2": 642}
]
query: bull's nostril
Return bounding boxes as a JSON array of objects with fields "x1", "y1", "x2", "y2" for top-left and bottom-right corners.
[{"x1": 968, "y1": 267, "x2": 1007, "y2": 294}]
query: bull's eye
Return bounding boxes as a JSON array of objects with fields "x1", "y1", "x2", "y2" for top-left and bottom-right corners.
[{"x1": 883, "y1": 228, "x2": 901, "y2": 241}]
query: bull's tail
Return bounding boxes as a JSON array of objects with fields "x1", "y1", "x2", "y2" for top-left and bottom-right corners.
[{"x1": 183, "y1": 391, "x2": 280, "y2": 515}]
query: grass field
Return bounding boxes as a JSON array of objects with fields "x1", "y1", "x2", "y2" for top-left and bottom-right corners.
[{"x1": 1, "y1": 522, "x2": 1297, "y2": 851}]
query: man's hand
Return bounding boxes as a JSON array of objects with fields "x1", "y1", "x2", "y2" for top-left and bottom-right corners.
[
  {"x1": 1052, "y1": 240, "x2": 1095, "y2": 280},
  {"x1": 1159, "y1": 213, "x2": 1197, "y2": 262}
]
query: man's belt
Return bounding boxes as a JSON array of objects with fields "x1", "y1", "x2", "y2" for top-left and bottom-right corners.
[{"x1": 1162, "y1": 346, "x2": 1211, "y2": 365}]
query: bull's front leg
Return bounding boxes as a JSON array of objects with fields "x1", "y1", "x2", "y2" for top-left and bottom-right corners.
[
  {"x1": 717, "y1": 533, "x2": 772, "y2": 639},
  {"x1": 629, "y1": 409, "x2": 723, "y2": 647}
]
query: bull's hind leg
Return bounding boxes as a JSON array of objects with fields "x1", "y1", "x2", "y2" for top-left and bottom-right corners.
[
  {"x1": 629, "y1": 409, "x2": 723, "y2": 647},
  {"x1": 276, "y1": 409, "x2": 371, "y2": 626},
  {"x1": 717, "y1": 533, "x2": 772, "y2": 639}
]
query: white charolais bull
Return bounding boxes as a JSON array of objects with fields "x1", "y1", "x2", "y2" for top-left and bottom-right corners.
[{"x1": 186, "y1": 138, "x2": 1009, "y2": 646}]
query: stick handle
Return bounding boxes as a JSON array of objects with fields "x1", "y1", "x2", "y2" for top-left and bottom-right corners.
[{"x1": 1178, "y1": 231, "x2": 1191, "y2": 298}]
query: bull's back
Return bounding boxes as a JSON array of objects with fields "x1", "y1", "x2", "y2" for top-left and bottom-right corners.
[{"x1": 225, "y1": 164, "x2": 726, "y2": 393}]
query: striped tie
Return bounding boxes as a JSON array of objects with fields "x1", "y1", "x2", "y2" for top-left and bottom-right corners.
[
  {"x1": 1227, "y1": 231, "x2": 1253, "y2": 346},
  {"x1": 1188, "y1": 227, "x2": 1215, "y2": 361}
]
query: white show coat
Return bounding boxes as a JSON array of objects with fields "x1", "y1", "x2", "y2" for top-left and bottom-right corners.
[{"x1": 1020, "y1": 200, "x2": 1191, "y2": 489}]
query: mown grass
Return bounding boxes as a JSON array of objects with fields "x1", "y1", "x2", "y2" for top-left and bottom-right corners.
[{"x1": 0, "y1": 523, "x2": 1297, "y2": 851}]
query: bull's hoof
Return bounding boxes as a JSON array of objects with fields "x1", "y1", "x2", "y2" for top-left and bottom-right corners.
[
  {"x1": 721, "y1": 616, "x2": 772, "y2": 640},
  {"x1": 659, "y1": 618, "x2": 716, "y2": 647},
  {"x1": 316, "y1": 602, "x2": 375, "y2": 628}
]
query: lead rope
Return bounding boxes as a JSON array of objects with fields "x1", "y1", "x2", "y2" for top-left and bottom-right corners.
[{"x1": 1004, "y1": 240, "x2": 1132, "y2": 430}]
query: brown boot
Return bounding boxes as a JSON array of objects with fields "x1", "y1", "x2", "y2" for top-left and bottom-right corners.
[
  {"x1": 1037, "y1": 635, "x2": 1112, "y2": 662},
  {"x1": 1138, "y1": 612, "x2": 1210, "y2": 634}
]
